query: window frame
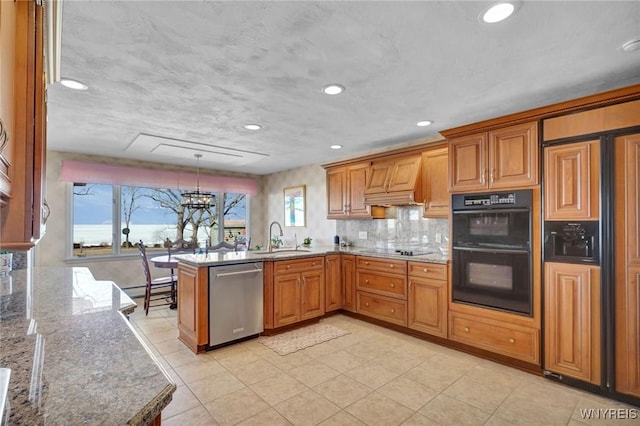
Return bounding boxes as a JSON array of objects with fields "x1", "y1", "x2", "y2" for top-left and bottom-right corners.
[{"x1": 66, "y1": 183, "x2": 250, "y2": 261}]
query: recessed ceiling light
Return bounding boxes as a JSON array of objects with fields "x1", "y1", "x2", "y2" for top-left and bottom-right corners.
[
  {"x1": 330, "y1": 144, "x2": 343, "y2": 150},
  {"x1": 60, "y1": 78, "x2": 88, "y2": 90},
  {"x1": 481, "y1": 2, "x2": 515, "y2": 24},
  {"x1": 622, "y1": 38, "x2": 640, "y2": 52},
  {"x1": 416, "y1": 120, "x2": 433, "y2": 127},
  {"x1": 244, "y1": 124, "x2": 261, "y2": 130},
  {"x1": 322, "y1": 84, "x2": 345, "y2": 95}
]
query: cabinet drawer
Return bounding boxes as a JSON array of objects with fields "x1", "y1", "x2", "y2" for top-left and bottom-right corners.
[
  {"x1": 357, "y1": 271, "x2": 407, "y2": 299},
  {"x1": 408, "y1": 262, "x2": 447, "y2": 281},
  {"x1": 357, "y1": 291, "x2": 407, "y2": 326},
  {"x1": 274, "y1": 257, "x2": 324, "y2": 275},
  {"x1": 357, "y1": 256, "x2": 407, "y2": 274},
  {"x1": 449, "y1": 312, "x2": 539, "y2": 364}
]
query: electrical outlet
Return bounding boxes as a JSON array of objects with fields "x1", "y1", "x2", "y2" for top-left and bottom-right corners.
[
  {"x1": 359, "y1": 231, "x2": 368, "y2": 240},
  {"x1": 435, "y1": 233, "x2": 442, "y2": 244}
]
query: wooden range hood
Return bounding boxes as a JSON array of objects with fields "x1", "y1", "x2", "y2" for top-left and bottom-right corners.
[{"x1": 363, "y1": 154, "x2": 423, "y2": 206}]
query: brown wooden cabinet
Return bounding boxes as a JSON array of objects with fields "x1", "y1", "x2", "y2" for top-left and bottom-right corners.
[
  {"x1": 449, "y1": 311, "x2": 540, "y2": 364},
  {"x1": 364, "y1": 155, "x2": 422, "y2": 195},
  {"x1": 544, "y1": 140, "x2": 600, "y2": 221},
  {"x1": 615, "y1": 133, "x2": 640, "y2": 398},
  {"x1": 544, "y1": 262, "x2": 601, "y2": 385},
  {"x1": 177, "y1": 263, "x2": 209, "y2": 353},
  {"x1": 449, "y1": 121, "x2": 538, "y2": 192},
  {"x1": 273, "y1": 257, "x2": 325, "y2": 328},
  {"x1": 326, "y1": 162, "x2": 372, "y2": 219},
  {"x1": 0, "y1": 0, "x2": 48, "y2": 249},
  {"x1": 356, "y1": 256, "x2": 407, "y2": 326},
  {"x1": 341, "y1": 254, "x2": 356, "y2": 312},
  {"x1": 325, "y1": 254, "x2": 341, "y2": 312},
  {"x1": 421, "y1": 146, "x2": 449, "y2": 218},
  {"x1": 408, "y1": 262, "x2": 448, "y2": 338}
]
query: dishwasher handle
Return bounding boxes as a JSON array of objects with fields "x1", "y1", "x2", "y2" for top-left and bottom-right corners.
[{"x1": 214, "y1": 268, "x2": 263, "y2": 278}]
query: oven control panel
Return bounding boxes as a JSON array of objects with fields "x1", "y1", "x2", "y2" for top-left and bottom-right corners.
[
  {"x1": 452, "y1": 189, "x2": 532, "y2": 211},
  {"x1": 463, "y1": 193, "x2": 516, "y2": 207}
]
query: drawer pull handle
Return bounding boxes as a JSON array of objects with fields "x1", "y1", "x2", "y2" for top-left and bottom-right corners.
[
  {"x1": 389, "y1": 264, "x2": 394, "y2": 268},
  {"x1": 286, "y1": 265, "x2": 290, "y2": 269},
  {"x1": 464, "y1": 327, "x2": 470, "y2": 333},
  {"x1": 508, "y1": 338, "x2": 515, "y2": 344},
  {"x1": 390, "y1": 283, "x2": 395, "y2": 288},
  {"x1": 365, "y1": 302, "x2": 369, "y2": 307},
  {"x1": 423, "y1": 268, "x2": 428, "y2": 273},
  {"x1": 365, "y1": 261, "x2": 370, "y2": 265},
  {"x1": 365, "y1": 279, "x2": 369, "y2": 284},
  {"x1": 391, "y1": 308, "x2": 395, "y2": 314}
]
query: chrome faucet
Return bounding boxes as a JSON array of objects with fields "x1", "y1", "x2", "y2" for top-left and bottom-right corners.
[{"x1": 268, "y1": 221, "x2": 284, "y2": 252}]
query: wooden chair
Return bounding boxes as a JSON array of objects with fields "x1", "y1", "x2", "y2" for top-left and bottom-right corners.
[
  {"x1": 205, "y1": 241, "x2": 237, "y2": 254},
  {"x1": 137, "y1": 241, "x2": 177, "y2": 315}
]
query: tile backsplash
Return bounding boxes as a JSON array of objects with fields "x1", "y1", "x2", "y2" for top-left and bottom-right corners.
[{"x1": 336, "y1": 206, "x2": 448, "y2": 251}]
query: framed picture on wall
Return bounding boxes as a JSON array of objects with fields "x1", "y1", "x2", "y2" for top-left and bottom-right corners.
[{"x1": 284, "y1": 185, "x2": 305, "y2": 227}]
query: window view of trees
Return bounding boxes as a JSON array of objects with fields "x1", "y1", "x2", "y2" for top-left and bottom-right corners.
[{"x1": 72, "y1": 183, "x2": 248, "y2": 257}]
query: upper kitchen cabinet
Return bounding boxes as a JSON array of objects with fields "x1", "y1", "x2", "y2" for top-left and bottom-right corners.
[
  {"x1": 365, "y1": 155, "x2": 421, "y2": 194},
  {"x1": 421, "y1": 144, "x2": 449, "y2": 218},
  {"x1": 326, "y1": 162, "x2": 375, "y2": 219},
  {"x1": 363, "y1": 154, "x2": 423, "y2": 205},
  {"x1": 543, "y1": 140, "x2": 600, "y2": 221},
  {"x1": 0, "y1": 0, "x2": 48, "y2": 249},
  {"x1": 447, "y1": 121, "x2": 539, "y2": 192}
]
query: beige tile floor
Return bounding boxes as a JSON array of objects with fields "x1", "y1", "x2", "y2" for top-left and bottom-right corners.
[{"x1": 129, "y1": 307, "x2": 639, "y2": 426}]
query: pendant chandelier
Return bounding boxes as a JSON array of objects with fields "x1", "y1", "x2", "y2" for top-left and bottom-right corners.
[{"x1": 181, "y1": 154, "x2": 214, "y2": 209}]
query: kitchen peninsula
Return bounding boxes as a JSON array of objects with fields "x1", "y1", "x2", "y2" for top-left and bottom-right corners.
[
  {"x1": 175, "y1": 246, "x2": 448, "y2": 354},
  {"x1": 0, "y1": 267, "x2": 176, "y2": 425}
]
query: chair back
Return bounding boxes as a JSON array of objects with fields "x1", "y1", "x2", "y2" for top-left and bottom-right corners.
[
  {"x1": 137, "y1": 241, "x2": 152, "y2": 285},
  {"x1": 167, "y1": 238, "x2": 196, "y2": 257},
  {"x1": 205, "y1": 241, "x2": 237, "y2": 254}
]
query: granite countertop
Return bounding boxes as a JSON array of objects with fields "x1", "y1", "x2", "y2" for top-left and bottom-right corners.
[
  {"x1": 0, "y1": 267, "x2": 176, "y2": 425},
  {"x1": 176, "y1": 245, "x2": 449, "y2": 267}
]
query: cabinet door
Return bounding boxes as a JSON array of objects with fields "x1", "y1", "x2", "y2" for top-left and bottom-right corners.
[
  {"x1": 544, "y1": 140, "x2": 600, "y2": 220},
  {"x1": 422, "y1": 146, "x2": 449, "y2": 218},
  {"x1": 300, "y1": 269, "x2": 325, "y2": 320},
  {"x1": 408, "y1": 278, "x2": 447, "y2": 337},
  {"x1": 365, "y1": 161, "x2": 393, "y2": 194},
  {"x1": 615, "y1": 133, "x2": 640, "y2": 398},
  {"x1": 274, "y1": 273, "x2": 301, "y2": 327},
  {"x1": 544, "y1": 262, "x2": 600, "y2": 385},
  {"x1": 177, "y1": 264, "x2": 209, "y2": 353},
  {"x1": 449, "y1": 133, "x2": 487, "y2": 192},
  {"x1": 489, "y1": 121, "x2": 538, "y2": 189},
  {"x1": 387, "y1": 155, "x2": 422, "y2": 192},
  {"x1": 342, "y1": 255, "x2": 357, "y2": 312},
  {"x1": 326, "y1": 167, "x2": 347, "y2": 219},
  {"x1": 346, "y1": 163, "x2": 371, "y2": 218},
  {"x1": 325, "y1": 254, "x2": 342, "y2": 312}
]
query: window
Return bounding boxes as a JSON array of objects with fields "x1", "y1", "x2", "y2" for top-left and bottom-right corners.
[{"x1": 71, "y1": 184, "x2": 248, "y2": 258}]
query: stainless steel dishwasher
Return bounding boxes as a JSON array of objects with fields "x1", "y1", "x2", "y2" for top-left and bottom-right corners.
[{"x1": 208, "y1": 262, "x2": 264, "y2": 349}]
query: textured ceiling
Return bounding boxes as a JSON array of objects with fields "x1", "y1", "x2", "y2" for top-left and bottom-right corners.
[{"x1": 47, "y1": 1, "x2": 640, "y2": 175}]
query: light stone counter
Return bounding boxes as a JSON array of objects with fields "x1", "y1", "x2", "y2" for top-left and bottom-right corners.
[
  {"x1": 0, "y1": 267, "x2": 176, "y2": 425},
  {"x1": 175, "y1": 245, "x2": 449, "y2": 266}
]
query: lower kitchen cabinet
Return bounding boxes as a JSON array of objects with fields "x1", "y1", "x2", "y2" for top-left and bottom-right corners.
[
  {"x1": 177, "y1": 263, "x2": 209, "y2": 353},
  {"x1": 356, "y1": 256, "x2": 408, "y2": 326},
  {"x1": 341, "y1": 254, "x2": 357, "y2": 312},
  {"x1": 357, "y1": 292, "x2": 407, "y2": 326},
  {"x1": 408, "y1": 262, "x2": 448, "y2": 337},
  {"x1": 325, "y1": 254, "x2": 342, "y2": 312},
  {"x1": 544, "y1": 262, "x2": 601, "y2": 385},
  {"x1": 273, "y1": 257, "x2": 325, "y2": 328},
  {"x1": 449, "y1": 311, "x2": 540, "y2": 364}
]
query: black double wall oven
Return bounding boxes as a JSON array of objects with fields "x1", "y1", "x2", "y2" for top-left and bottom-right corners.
[{"x1": 452, "y1": 190, "x2": 533, "y2": 316}]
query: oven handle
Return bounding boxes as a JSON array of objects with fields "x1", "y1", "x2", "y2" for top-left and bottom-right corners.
[
  {"x1": 452, "y1": 208, "x2": 530, "y2": 215},
  {"x1": 452, "y1": 246, "x2": 529, "y2": 255}
]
